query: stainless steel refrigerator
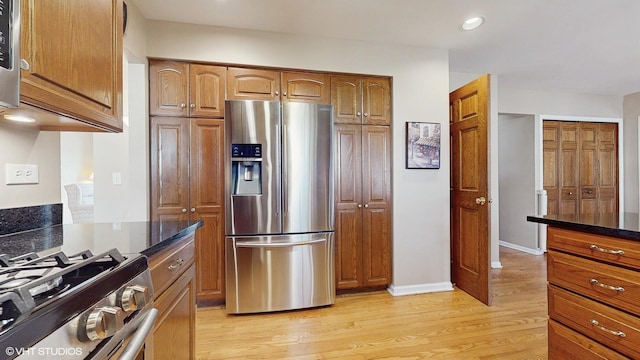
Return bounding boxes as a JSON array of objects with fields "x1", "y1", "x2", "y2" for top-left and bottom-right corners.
[{"x1": 224, "y1": 100, "x2": 335, "y2": 314}]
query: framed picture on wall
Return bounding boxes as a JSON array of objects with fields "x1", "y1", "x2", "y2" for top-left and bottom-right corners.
[{"x1": 406, "y1": 122, "x2": 441, "y2": 169}]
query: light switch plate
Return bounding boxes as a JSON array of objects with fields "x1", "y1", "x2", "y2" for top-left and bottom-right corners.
[{"x1": 5, "y1": 164, "x2": 39, "y2": 185}]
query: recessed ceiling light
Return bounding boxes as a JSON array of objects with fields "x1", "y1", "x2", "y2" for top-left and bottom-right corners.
[
  {"x1": 461, "y1": 16, "x2": 484, "y2": 31},
  {"x1": 4, "y1": 114, "x2": 36, "y2": 123}
]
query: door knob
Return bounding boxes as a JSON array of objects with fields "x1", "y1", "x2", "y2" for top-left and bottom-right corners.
[{"x1": 475, "y1": 197, "x2": 486, "y2": 205}]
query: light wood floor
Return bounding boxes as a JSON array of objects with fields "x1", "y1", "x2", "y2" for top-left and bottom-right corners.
[{"x1": 196, "y1": 247, "x2": 548, "y2": 359}]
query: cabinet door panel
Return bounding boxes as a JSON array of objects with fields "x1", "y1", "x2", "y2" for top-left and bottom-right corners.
[
  {"x1": 190, "y1": 119, "x2": 225, "y2": 302},
  {"x1": 331, "y1": 76, "x2": 362, "y2": 124},
  {"x1": 363, "y1": 207, "x2": 391, "y2": 287},
  {"x1": 335, "y1": 208, "x2": 362, "y2": 289},
  {"x1": 362, "y1": 126, "x2": 391, "y2": 286},
  {"x1": 20, "y1": 0, "x2": 123, "y2": 130},
  {"x1": 190, "y1": 65, "x2": 226, "y2": 118},
  {"x1": 150, "y1": 117, "x2": 190, "y2": 220},
  {"x1": 335, "y1": 125, "x2": 363, "y2": 289},
  {"x1": 227, "y1": 68, "x2": 280, "y2": 100},
  {"x1": 282, "y1": 72, "x2": 330, "y2": 104},
  {"x1": 153, "y1": 265, "x2": 195, "y2": 360},
  {"x1": 149, "y1": 61, "x2": 189, "y2": 117},
  {"x1": 363, "y1": 126, "x2": 391, "y2": 205},
  {"x1": 362, "y1": 78, "x2": 391, "y2": 125}
]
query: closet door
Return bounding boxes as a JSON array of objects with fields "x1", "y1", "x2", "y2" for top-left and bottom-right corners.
[{"x1": 543, "y1": 121, "x2": 618, "y2": 216}]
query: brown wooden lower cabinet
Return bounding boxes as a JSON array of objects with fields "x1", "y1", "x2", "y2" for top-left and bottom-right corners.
[
  {"x1": 148, "y1": 234, "x2": 197, "y2": 360},
  {"x1": 334, "y1": 124, "x2": 391, "y2": 290},
  {"x1": 547, "y1": 227, "x2": 640, "y2": 359}
]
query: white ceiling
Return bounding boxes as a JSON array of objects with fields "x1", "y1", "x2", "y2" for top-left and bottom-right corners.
[{"x1": 130, "y1": 0, "x2": 640, "y2": 97}]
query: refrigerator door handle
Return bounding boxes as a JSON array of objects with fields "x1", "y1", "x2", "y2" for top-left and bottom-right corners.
[
  {"x1": 235, "y1": 238, "x2": 327, "y2": 248},
  {"x1": 275, "y1": 123, "x2": 282, "y2": 215},
  {"x1": 282, "y1": 123, "x2": 288, "y2": 215}
]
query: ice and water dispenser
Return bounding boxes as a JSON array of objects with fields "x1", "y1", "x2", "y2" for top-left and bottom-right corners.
[{"x1": 230, "y1": 144, "x2": 262, "y2": 195}]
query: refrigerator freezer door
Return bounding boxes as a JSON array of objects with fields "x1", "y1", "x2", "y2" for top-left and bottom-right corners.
[
  {"x1": 282, "y1": 102, "x2": 334, "y2": 233},
  {"x1": 225, "y1": 100, "x2": 282, "y2": 235},
  {"x1": 226, "y1": 232, "x2": 335, "y2": 314}
]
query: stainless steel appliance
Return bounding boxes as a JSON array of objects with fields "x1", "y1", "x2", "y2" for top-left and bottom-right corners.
[
  {"x1": 225, "y1": 100, "x2": 335, "y2": 314},
  {"x1": 0, "y1": 0, "x2": 20, "y2": 108},
  {"x1": 0, "y1": 249, "x2": 157, "y2": 359}
]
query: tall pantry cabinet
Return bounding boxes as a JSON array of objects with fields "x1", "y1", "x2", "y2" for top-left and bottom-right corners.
[
  {"x1": 332, "y1": 75, "x2": 392, "y2": 290},
  {"x1": 149, "y1": 59, "x2": 226, "y2": 304}
]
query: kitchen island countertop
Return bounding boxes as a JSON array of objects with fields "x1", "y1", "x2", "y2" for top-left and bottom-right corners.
[
  {"x1": 527, "y1": 212, "x2": 640, "y2": 241},
  {"x1": 0, "y1": 220, "x2": 203, "y2": 259}
]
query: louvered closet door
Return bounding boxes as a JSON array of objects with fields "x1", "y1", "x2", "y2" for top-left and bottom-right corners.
[{"x1": 543, "y1": 121, "x2": 618, "y2": 216}]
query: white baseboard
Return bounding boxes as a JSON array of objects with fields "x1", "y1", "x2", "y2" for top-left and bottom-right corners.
[
  {"x1": 499, "y1": 240, "x2": 545, "y2": 255},
  {"x1": 387, "y1": 282, "x2": 454, "y2": 297},
  {"x1": 491, "y1": 261, "x2": 503, "y2": 269}
]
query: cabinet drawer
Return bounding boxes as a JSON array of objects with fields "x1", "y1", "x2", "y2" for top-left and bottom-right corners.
[
  {"x1": 549, "y1": 285, "x2": 640, "y2": 358},
  {"x1": 548, "y1": 227, "x2": 640, "y2": 270},
  {"x1": 549, "y1": 320, "x2": 629, "y2": 360},
  {"x1": 150, "y1": 238, "x2": 195, "y2": 297},
  {"x1": 548, "y1": 250, "x2": 640, "y2": 315}
]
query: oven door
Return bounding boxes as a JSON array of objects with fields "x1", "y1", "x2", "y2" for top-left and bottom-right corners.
[{"x1": 104, "y1": 307, "x2": 158, "y2": 360}]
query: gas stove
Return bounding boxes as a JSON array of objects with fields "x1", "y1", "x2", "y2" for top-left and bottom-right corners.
[{"x1": 0, "y1": 248, "x2": 155, "y2": 359}]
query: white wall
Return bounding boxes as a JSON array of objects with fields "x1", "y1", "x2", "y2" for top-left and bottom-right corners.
[
  {"x1": 498, "y1": 114, "x2": 538, "y2": 253},
  {"x1": 0, "y1": 123, "x2": 61, "y2": 209},
  {"x1": 499, "y1": 88, "x2": 622, "y2": 118},
  {"x1": 623, "y1": 92, "x2": 640, "y2": 212},
  {"x1": 60, "y1": 132, "x2": 93, "y2": 223},
  {"x1": 144, "y1": 20, "x2": 451, "y2": 292}
]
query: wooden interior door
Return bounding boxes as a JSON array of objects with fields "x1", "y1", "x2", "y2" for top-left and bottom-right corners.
[
  {"x1": 449, "y1": 74, "x2": 491, "y2": 305},
  {"x1": 543, "y1": 121, "x2": 618, "y2": 215}
]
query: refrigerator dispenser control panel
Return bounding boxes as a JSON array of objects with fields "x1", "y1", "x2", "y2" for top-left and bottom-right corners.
[{"x1": 231, "y1": 144, "x2": 262, "y2": 158}]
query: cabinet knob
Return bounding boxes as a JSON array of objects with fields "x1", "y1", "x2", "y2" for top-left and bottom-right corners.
[
  {"x1": 364, "y1": 204, "x2": 369, "y2": 208},
  {"x1": 191, "y1": 208, "x2": 196, "y2": 213},
  {"x1": 182, "y1": 208, "x2": 187, "y2": 213},
  {"x1": 180, "y1": 103, "x2": 186, "y2": 108},
  {"x1": 363, "y1": 113, "x2": 369, "y2": 117},
  {"x1": 357, "y1": 204, "x2": 362, "y2": 208},
  {"x1": 190, "y1": 103, "x2": 195, "y2": 108},
  {"x1": 357, "y1": 112, "x2": 362, "y2": 116},
  {"x1": 275, "y1": 91, "x2": 279, "y2": 96}
]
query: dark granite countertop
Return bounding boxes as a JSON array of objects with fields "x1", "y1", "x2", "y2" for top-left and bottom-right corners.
[
  {"x1": 527, "y1": 212, "x2": 640, "y2": 241},
  {"x1": 0, "y1": 220, "x2": 203, "y2": 259}
]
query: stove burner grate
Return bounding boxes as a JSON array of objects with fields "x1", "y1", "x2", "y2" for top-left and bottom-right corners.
[{"x1": 0, "y1": 249, "x2": 126, "y2": 333}]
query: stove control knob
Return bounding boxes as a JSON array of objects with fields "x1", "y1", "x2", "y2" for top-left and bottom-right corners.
[
  {"x1": 83, "y1": 306, "x2": 125, "y2": 341},
  {"x1": 118, "y1": 285, "x2": 150, "y2": 312}
]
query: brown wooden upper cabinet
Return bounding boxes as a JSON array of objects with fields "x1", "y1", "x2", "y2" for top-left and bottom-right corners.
[
  {"x1": 227, "y1": 67, "x2": 281, "y2": 101},
  {"x1": 281, "y1": 72, "x2": 330, "y2": 104},
  {"x1": 331, "y1": 75, "x2": 391, "y2": 125},
  {"x1": 150, "y1": 60, "x2": 226, "y2": 118},
  {"x1": 19, "y1": 0, "x2": 123, "y2": 132},
  {"x1": 227, "y1": 68, "x2": 330, "y2": 104}
]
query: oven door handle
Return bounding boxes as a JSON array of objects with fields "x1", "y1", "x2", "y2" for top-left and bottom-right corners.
[{"x1": 117, "y1": 308, "x2": 158, "y2": 360}]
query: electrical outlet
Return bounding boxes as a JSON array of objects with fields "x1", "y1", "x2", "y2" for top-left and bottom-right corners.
[{"x1": 5, "y1": 164, "x2": 39, "y2": 185}]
